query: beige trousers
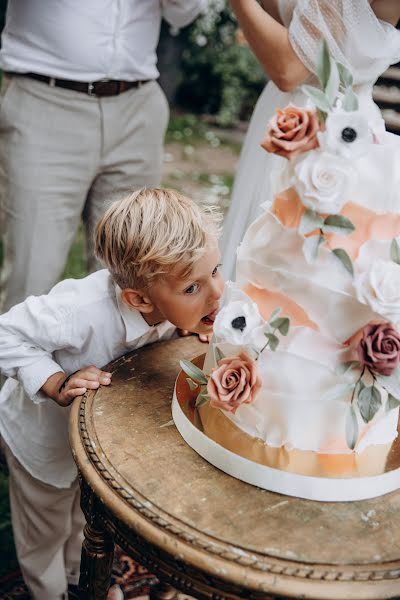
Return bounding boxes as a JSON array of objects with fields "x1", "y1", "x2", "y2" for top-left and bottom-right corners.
[
  {"x1": 4, "y1": 444, "x2": 85, "y2": 600},
  {"x1": 0, "y1": 75, "x2": 169, "y2": 311}
]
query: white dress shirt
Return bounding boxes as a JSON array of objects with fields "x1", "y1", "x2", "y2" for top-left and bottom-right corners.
[
  {"x1": 0, "y1": 0, "x2": 206, "y2": 81},
  {"x1": 0, "y1": 270, "x2": 176, "y2": 487}
]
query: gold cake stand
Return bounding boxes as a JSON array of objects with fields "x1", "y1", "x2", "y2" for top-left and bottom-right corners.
[{"x1": 173, "y1": 354, "x2": 400, "y2": 501}]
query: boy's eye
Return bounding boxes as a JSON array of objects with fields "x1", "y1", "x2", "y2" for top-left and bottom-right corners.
[
  {"x1": 184, "y1": 283, "x2": 200, "y2": 295},
  {"x1": 212, "y1": 263, "x2": 222, "y2": 277}
]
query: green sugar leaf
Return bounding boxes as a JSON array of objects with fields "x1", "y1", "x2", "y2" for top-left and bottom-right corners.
[
  {"x1": 299, "y1": 209, "x2": 324, "y2": 235},
  {"x1": 303, "y1": 235, "x2": 325, "y2": 264},
  {"x1": 186, "y1": 378, "x2": 199, "y2": 391},
  {"x1": 195, "y1": 390, "x2": 210, "y2": 407},
  {"x1": 357, "y1": 385, "x2": 382, "y2": 423},
  {"x1": 322, "y1": 215, "x2": 356, "y2": 236},
  {"x1": 269, "y1": 307, "x2": 281, "y2": 322},
  {"x1": 345, "y1": 405, "x2": 359, "y2": 450},
  {"x1": 264, "y1": 332, "x2": 279, "y2": 351},
  {"x1": 342, "y1": 87, "x2": 359, "y2": 112},
  {"x1": 270, "y1": 317, "x2": 290, "y2": 336},
  {"x1": 301, "y1": 85, "x2": 331, "y2": 114},
  {"x1": 325, "y1": 59, "x2": 340, "y2": 104},
  {"x1": 390, "y1": 238, "x2": 400, "y2": 265},
  {"x1": 332, "y1": 248, "x2": 354, "y2": 276},
  {"x1": 214, "y1": 346, "x2": 225, "y2": 363},
  {"x1": 316, "y1": 38, "x2": 331, "y2": 89},
  {"x1": 387, "y1": 393, "x2": 400, "y2": 413},
  {"x1": 179, "y1": 359, "x2": 208, "y2": 385},
  {"x1": 337, "y1": 62, "x2": 354, "y2": 88}
]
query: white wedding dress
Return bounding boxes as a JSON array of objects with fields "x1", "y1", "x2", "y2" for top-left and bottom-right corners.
[{"x1": 221, "y1": 0, "x2": 400, "y2": 280}]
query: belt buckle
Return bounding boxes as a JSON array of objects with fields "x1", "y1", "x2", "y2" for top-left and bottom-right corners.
[{"x1": 87, "y1": 82, "x2": 95, "y2": 96}]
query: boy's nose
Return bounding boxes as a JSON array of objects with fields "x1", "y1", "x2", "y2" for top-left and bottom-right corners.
[{"x1": 210, "y1": 277, "x2": 223, "y2": 301}]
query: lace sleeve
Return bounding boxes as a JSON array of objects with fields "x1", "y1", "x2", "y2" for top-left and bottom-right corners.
[{"x1": 288, "y1": 0, "x2": 400, "y2": 85}]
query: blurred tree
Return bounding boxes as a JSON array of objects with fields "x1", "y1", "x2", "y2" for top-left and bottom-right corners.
[{"x1": 159, "y1": 0, "x2": 266, "y2": 126}]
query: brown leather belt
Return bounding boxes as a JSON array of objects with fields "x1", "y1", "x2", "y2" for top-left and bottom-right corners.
[{"x1": 8, "y1": 72, "x2": 152, "y2": 97}]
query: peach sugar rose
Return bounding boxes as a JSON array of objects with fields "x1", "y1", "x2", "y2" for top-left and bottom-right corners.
[
  {"x1": 207, "y1": 352, "x2": 262, "y2": 414},
  {"x1": 261, "y1": 105, "x2": 321, "y2": 160}
]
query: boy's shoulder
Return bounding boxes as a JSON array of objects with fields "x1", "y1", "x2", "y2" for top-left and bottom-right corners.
[{"x1": 48, "y1": 270, "x2": 117, "y2": 315}]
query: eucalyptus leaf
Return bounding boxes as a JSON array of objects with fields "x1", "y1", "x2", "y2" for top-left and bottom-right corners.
[
  {"x1": 269, "y1": 307, "x2": 281, "y2": 322},
  {"x1": 337, "y1": 62, "x2": 353, "y2": 88},
  {"x1": 355, "y1": 378, "x2": 365, "y2": 397},
  {"x1": 299, "y1": 209, "x2": 324, "y2": 235},
  {"x1": 325, "y1": 59, "x2": 340, "y2": 104},
  {"x1": 302, "y1": 85, "x2": 331, "y2": 113},
  {"x1": 179, "y1": 359, "x2": 208, "y2": 385},
  {"x1": 321, "y1": 383, "x2": 354, "y2": 403},
  {"x1": 390, "y1": 238, "x2": 400, "y2": 265},
  {"x1": 214, "y1": 346, "x2": 225, "y2": 363},
  {"x1": 195, "y1": 390, "x2": 210, "y2": 407},
  {"x1": 322, "y1": 215, "x2": 356, "y2": 236},
  {"x1": 316, "y1": 38, "x2": 331, "y2": 89},
  {"x1": 386, "y1": 393, "x2": 400, "y2": 412},
  {"x1": 332, "y1": 248, "x2": 354, "y2": 276},
  {"x1": 186, "y1": 378, "x2": 199, "y2": 391},
  {"x1": 345, "y1": 405, "x2": 359, "y2": 450},
  {"x1": 375, "y1": 371, "x2": 400, "y2": 399},
  {"x1": 335, "y1": 360, "x2": 361, "y2": 375},
  {"x1": 357, "y1": 386, "x2": 382, "y2": 423},
  {"x1": 270, "y1": 317, "x2": 290, "y2": 336},
  {"x1": 303, "y1": 235, "x2": 325, "y2": 264},
  {"x1": 264, "y1": 332, "x2": 279, "y2": 351},
  {"x1": 342, "y1": 87, "x2": 359, "y2": 112}
]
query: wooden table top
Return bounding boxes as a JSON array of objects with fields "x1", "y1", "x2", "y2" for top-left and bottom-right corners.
[{"x1": 70, "y1": 336, "x2": 400, "y2": 600}]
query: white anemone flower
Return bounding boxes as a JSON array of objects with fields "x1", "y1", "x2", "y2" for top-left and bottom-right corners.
[
  {"x1": 318, "y1": 110, "x2": 372, "y2": 160},
  {"x1": 213, "y1": 284, "x2": 267, "y2": 349}
]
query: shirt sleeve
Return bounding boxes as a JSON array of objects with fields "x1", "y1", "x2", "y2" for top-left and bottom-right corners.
[
  {"x1": 0, "y1": 294, "x2": 75, "y2": 402},
  {"x1": 161, "y1": 0, "x2": 207, "y2": 28},
  {"x1": 287, "y1": 0, "x2": 400, "y2": 84}
]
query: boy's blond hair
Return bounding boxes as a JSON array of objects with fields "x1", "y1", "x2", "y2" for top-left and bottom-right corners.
[{"x1": 95, "y1": 188, "x2": 222, "y2": 290}]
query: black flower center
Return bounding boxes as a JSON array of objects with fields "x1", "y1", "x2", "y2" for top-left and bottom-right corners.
[
  {"x1": 231, "y1": 316, "x2": 246, "y2": 331},
  {"x1": 341, "y1": 127, "x2": 357, "y2": 143}
]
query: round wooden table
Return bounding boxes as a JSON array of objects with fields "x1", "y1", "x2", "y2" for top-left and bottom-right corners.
[{"x1": 70, "y1": 336, "x2": 400, "y2": 600}]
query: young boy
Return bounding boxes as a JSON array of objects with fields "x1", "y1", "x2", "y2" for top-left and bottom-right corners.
[{"x1": 0, "y1": 188, "x2": 224, "y2": 600}]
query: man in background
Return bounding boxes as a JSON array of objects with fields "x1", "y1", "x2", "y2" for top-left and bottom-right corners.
[{"x1": 0, "y1": 0, "x2": 206, "y2": 312}]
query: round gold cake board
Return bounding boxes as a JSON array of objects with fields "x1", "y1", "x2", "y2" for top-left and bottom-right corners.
[{"x1": 172, "y1": 354, "x2": 400, "y2": 502}]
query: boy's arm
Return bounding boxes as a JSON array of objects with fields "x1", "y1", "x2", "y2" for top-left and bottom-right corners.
[{"x1": 0, "y1": 294, "x2": 104, "y2": 403}]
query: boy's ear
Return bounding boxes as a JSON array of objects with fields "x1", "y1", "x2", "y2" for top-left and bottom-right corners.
[{"x1": 121, "y1": 288, "x2": 154, "y2": 314}]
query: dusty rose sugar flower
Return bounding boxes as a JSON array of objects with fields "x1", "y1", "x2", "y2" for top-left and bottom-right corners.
[
  {"x1": 207, "y1": 352, "x2": 262, "y2": 414},
  {"x1": 357, "y1": 323, "x2": 400, "y2": 376},
  {"x1": 261, "y1": 105, "x2": 321, "y2": 160}
]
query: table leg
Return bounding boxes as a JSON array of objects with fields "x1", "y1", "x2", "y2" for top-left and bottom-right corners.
[
  {"x1": 149, "y1": 582, "x2": 179, "y2": 600},
  {"x1": 78, "y1": 479, "x2": 115, "y2": 599}
]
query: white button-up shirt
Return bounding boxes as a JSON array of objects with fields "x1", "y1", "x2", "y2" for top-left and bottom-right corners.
[
  {"x1": 0, "y1": 270, "x2": 176, "y2": 488},
  {"x1": 0, "y1": 0, "x2": 206, "y2": 81}
]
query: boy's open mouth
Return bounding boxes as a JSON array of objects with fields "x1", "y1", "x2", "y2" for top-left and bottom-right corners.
[{"x1": 201, "y1": 308, "x2": 218, "y2": 326}]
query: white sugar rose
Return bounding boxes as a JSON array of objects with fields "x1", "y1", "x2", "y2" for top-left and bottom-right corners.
[
  {"x1": 354, "y1": 258, "x2": 400, "y2": 325},
  {"x1": 293, "y1": 151, "x2": 355, "y2": 214},
  {"x1": 318, "y1": 110, "x2": 372, "y2": 160}
]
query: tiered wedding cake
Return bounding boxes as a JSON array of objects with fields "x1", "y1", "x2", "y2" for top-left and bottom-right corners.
[{"x1": 173, "y1": 42, "x2": 400, "y2": 501}]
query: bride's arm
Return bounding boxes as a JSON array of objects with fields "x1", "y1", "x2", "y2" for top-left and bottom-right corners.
[
  {"x1": 370, "y1": 0, "x2": 400, "y2": 26},
  {"x1": 259, "y1": 0, "x2": 283, "y2": 24},
  {"x1": 230, "y1": 0, "x2": 310, "y2": 92}
]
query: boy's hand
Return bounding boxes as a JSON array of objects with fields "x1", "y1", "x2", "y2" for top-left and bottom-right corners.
[
  {"x1": 177, "y1": 329, "x2": 211, "y2": 343},
  {"x1": 42, "y1": 367, "x2": 112, "y2": 407}
]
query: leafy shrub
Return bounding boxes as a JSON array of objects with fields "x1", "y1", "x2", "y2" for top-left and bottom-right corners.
[{"x1": 175, "y1": 0, "x2": 266, "y2": 126}]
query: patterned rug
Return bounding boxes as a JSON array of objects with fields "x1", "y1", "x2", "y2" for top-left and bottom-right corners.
[{"x1": 0, "y1": 546, "x2": 158, "y2": 599}]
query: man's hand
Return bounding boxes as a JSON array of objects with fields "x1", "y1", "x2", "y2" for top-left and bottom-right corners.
[
  {"x1": 177, "y1": 329, "x2": 212, "y2": 343},
  {"x1": 42, "y1": 366, "x2": 112, "y2": 407}
]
